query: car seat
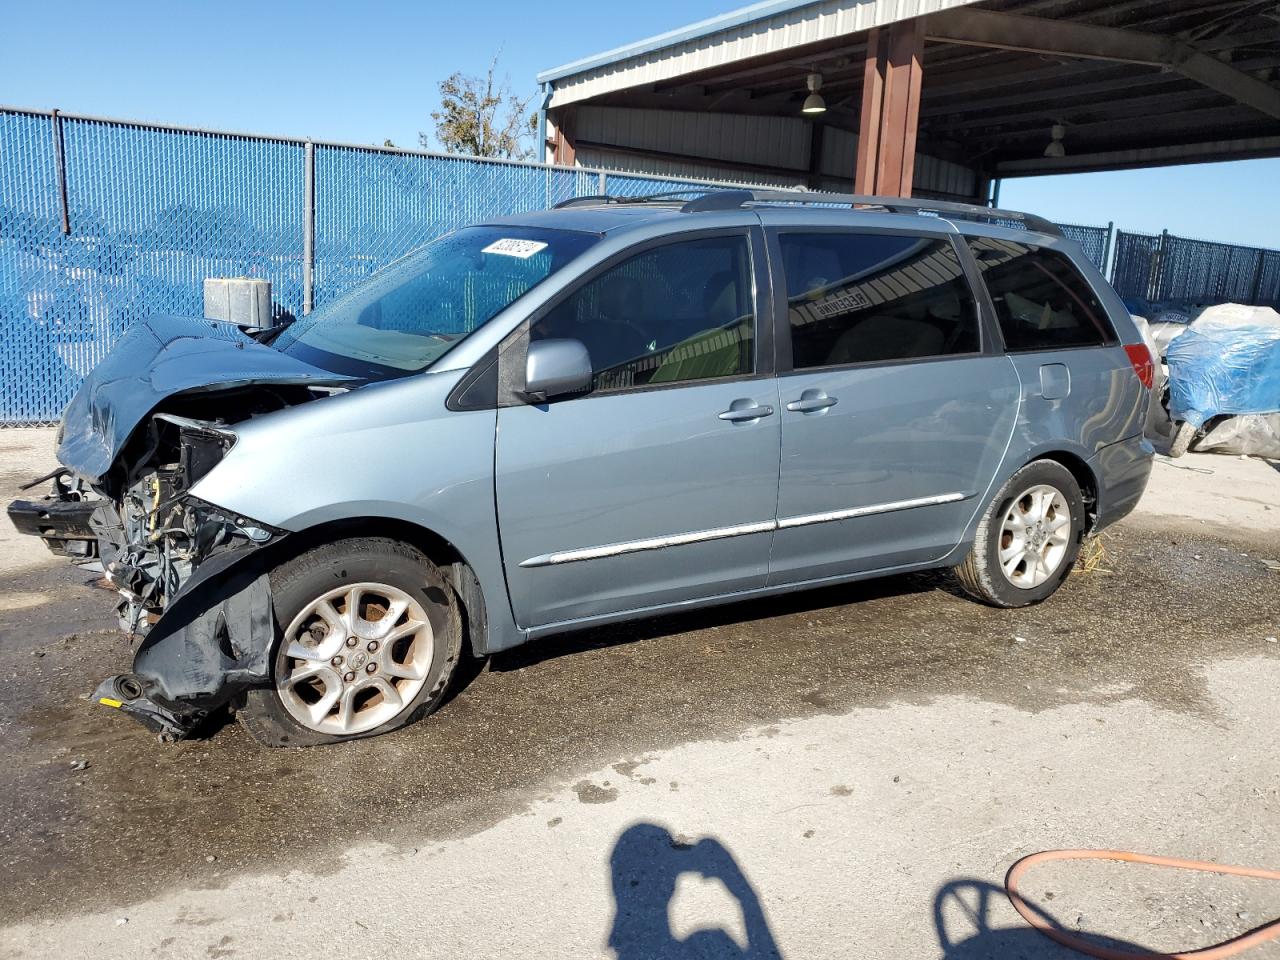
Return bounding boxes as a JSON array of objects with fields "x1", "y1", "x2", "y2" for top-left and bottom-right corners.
[{"x1": 826, "y1": 313, "x2": 945, "y2": 364}]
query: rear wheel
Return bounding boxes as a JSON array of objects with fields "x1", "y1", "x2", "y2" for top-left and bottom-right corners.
[
  {"x1": 1167, "y1": 420, "x2": 1196, "y2": 458},
  {"x1": 239, "y1": 537, "x2": 462, "y2": 747},
  {"x1": 953, "y1": 460, "x2": 1084, "y2": 608}
]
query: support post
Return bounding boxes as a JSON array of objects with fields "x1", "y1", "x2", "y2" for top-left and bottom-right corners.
[
  {"x1": 536, "y1": 83, "x2": 552, "y2": 165},
  {"x1": 599, "y1": 169, "x2": 607, "y2": 193},
  {"x1": 854, "y1": 30, "x2": 885, "y2": 194},
  {"x1": 1148, "y1": 229, "x2": 1169, "y2": 302},
  {"x1": 1102, "y1": 221, "x2": 1115, "y2": 280},
  {"x1": 854, "y1": 18, "x2": 925, "y2": 198},
  {"x1": 806, "y1": 121, "x2": 825, "y2": 190},
  {"x1": 552, "y1": 110, "x2": 577, "y2": 166},
  {"x1": 1247, "y1": 250, "x2": 1266, "y2": 304},
  {"x1": 50, "y1": 109, "x2": 70, "y2": 235},
  {"x1": 302, "y1": 140, "x2": 315, "y2": 316}
]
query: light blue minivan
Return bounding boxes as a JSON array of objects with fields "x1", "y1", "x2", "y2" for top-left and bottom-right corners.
[{"x1": 10, "y1": 190, "x2": 1155, "y2": 745}]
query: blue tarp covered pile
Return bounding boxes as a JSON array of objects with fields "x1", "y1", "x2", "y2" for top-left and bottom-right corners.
[{"x1": 1166, "y1": 305, "x2": 1280, "y2": 446}]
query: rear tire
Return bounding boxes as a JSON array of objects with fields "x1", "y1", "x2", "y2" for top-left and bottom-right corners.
[
  {"x1": 238, "y1": 537, "x2": 462, "y2": 748},
  {"x1": 1167, "y1": 421, "x2": 1196, "y2": 458},
  {"x1": 953, "y1": 460, "x2": 1084, "y2": 608}
]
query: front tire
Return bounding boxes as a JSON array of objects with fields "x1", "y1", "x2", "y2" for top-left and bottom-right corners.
[
  {"x1": 953, "y1": 460, "x2": 1084, "y2": 608},
  {"x1": 239, "y1": 537, "x2": 462, "y2": 747}
]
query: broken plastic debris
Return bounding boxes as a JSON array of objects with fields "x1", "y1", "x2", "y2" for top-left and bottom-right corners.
[{"x1": 70, "y1": 759, "x2": 89, "y2": 771}]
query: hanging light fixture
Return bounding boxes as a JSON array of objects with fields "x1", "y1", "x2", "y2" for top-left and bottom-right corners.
[
  {"x1": 1043, "y1": 122, "x2": 1066, "y2": 158},
  {"x1": 802, "y1": 73, "x2": 827, "y2": 115}
]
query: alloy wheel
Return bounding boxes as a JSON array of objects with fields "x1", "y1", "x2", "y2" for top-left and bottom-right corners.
[
  {"x1": 277, "y1": 582, "x2": 435, "y2": 735},
  {"x1": 997, "y1": 484, "x2": 1072, "y2": 589}
]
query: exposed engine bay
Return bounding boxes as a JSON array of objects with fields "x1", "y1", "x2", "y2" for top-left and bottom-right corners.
[
  {"x1": 23, "y1": 386, "x2": 327, "y2": 629},
  {"x1": 92, "y1": 404, "x2": 281, "y2": 635},
  {"x1": 8, "y1": 383, "x2": 341, "y2": 738}
]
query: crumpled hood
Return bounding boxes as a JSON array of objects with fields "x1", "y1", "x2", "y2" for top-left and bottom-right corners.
[{"x1": 58, "y1": 314, "x2": 353, "y2": 483}]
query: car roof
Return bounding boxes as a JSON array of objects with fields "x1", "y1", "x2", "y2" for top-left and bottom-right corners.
[{"x1": 479, "y1": 190, "x2": 1067, "y2": 248}]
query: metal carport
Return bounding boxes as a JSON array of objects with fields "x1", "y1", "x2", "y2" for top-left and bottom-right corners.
[{"x1": 536, "y1": 0, "x2": 1280, "y2": 202}]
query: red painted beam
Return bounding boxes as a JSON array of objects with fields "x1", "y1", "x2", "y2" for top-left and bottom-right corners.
[{"x1": 855, "y1": 17, "x2": 925, "y2": 197}]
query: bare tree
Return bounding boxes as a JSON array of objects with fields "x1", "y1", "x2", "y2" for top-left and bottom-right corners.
[{"x1": 423, "y1": 54, "x2": 537, "y2": 160}]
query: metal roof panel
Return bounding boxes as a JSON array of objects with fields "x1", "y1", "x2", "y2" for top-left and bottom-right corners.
[{"x1": 542, "y1": 0, "x2": 982, "y2": 107}]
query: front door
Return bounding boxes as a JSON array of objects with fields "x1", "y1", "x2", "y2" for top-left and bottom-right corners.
[
  {"x1": 766, "y1": 228, "x2": 1020, "y2": 584},
  {"x1": 495, "y1": 230, "x2": 781, "y2": 628}
]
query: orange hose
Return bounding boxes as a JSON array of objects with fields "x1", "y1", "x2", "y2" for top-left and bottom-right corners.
[{"x1": 1005, "y1": 850, "x2": 1280, "y2": 959}]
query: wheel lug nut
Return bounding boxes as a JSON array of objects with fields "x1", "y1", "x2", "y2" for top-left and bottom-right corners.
[
  {"x1": 367, "y1": 641, "x2": 379, "y2": 653},
  {"x1": 331, "y1": 656, "x2": 343, "y2": 667},
  {"x1": 345, "y1": 636, "x2": 358, "y2": 647},
  {"x1": 365, "y1": 663, "x2": 377, "y2": 674},
  {"x1": 343, "y1": 671, "x2": 356, "y2": 683}
]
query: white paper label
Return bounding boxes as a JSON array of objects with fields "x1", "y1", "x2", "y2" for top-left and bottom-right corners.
[
  {"x1": 813, "y1": 288, "x2": 873, "y2": 318},
  {"x1": 482, "y1": 238, "x2": 548, "y2": 259}
]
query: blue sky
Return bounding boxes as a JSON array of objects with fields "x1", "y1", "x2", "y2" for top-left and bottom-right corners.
[{"x1": 2, "y1": 0, "x2": 1276, "y2": 247}]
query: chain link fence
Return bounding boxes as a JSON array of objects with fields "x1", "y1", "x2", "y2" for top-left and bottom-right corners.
[
  {"x1": 1057, "y1": 223, "x2": 1110, "y2": 271},
  {"x1": 1, "y1": 104, "x2": 1265, "y2": 424},
  {"x1": 1111, "y1": 229, "x2": 1280, "y2": 309}
]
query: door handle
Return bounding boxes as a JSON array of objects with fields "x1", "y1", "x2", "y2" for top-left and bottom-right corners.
[
  {"x1": 786, "y1": 390, "x2": 838, "y2": 413},
  {"x1": 718, "y1": 401, "x2": 774, "y2": 422}
]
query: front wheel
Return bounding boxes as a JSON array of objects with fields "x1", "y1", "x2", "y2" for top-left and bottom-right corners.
[
  {"x1": 953, "y1": 460, "x2": 1085, "y2": 608},
  {"x1": 239, "y1": 537, "x2": 462, "y2": 747}
]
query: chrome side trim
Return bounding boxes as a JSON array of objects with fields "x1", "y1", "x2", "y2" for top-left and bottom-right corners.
[
  {"x1": 519, "y1": 519, "x2": 776, "y2": 567},
  {"x1": 776, "y1": 491, "x2": 969, "y2": 529},
  {"x1": 519, "y1": 491, "x2": 971, "y2": 568}
]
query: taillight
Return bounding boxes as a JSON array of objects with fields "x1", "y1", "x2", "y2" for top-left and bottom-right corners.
[{"x1": 1124, "y1": 343, "x2": 1154, "y2": 389}]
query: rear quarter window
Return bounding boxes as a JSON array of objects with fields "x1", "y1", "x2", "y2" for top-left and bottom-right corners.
[
  {"x1": 778, "y1": 231, "x2": 980, "y2": 369},
  {"x1": 964, "y1": 237, "x2": 1116, "y2": 351}
]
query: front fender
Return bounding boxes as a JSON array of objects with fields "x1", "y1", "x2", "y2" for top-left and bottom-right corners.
[
  {"x1": 188, "y1": 370, "x2": 521, "y2": 654},
  {"x1": 94, "y1": 539, "x2": 281, "y2": 738}
]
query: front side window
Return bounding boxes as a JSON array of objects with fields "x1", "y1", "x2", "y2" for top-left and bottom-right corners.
[
  {"x1": 964, "y1": 237, "x2": 1115, "y2": 351},
  {"x1": 529, "y1": 235, "x2": 755, "y2": 393},
  {"x1": 778, "y1": 232, "x2": 980, "y2": 369},
  {"x1": 275, "y1": 225, "x2": 597, "y2": 378}
]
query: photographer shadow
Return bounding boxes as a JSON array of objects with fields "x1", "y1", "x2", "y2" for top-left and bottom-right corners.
[{"x1": 608, "y1": 822, "x2": 783, "y2": 960}]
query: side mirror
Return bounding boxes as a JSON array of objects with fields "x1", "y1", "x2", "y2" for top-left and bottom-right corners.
[{"x1": 523, "y1": 338, "x2": 593, "y2": 402}]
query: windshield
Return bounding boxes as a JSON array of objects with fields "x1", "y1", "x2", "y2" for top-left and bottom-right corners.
[{"x1": 274, "y1": 225, "x2": 598, "y2": 378}]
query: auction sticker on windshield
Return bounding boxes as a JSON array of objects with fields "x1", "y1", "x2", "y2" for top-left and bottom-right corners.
[{"x1": 482, "y1": 238, "x2": 549, "y2": 259}]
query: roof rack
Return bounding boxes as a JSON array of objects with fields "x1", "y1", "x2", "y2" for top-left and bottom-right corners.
[
  {"x1": 555, "y1": 188, "x2": 1062, "y2": 237},
  {"x1": 553, "y1": 190, "x2": 712, "y2": 210}
]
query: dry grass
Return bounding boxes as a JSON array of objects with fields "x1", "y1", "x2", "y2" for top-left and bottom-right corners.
[{"x1": 1076, "y1": 533, "x2": 1113, "y2": 575}]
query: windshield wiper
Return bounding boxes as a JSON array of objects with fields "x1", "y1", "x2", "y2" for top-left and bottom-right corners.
[{"x1": 247, "y1": 317, "x2": 295, "y2": 346}]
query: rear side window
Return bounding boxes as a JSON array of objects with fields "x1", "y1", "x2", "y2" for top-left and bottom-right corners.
[
  {"x1": 964, "y1": 237, "x2": 1115, "y2": 351},
  {"x1": 778, "y1": 232, "x2": 979, "y2": 369},
  {"x1": 530, "y1": 235, "x2": 755, "y2": 393}
]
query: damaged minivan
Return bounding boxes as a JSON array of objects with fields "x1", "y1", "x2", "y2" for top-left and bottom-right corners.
[{"x1": 9, "y1": 190, "x2": 1155, "y2": 746}]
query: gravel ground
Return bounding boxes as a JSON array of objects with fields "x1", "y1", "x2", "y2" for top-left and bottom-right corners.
[{"x1": 1, "y1": 427, "x2": 1277, "y2": 959}]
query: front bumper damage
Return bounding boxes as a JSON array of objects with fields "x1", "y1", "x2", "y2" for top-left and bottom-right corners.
[
  {"x1": 11, "y1": 414, "x2": 289, "y2": 741},
  {"x1": 7, "y1": 313, "x2": 354, "y2": 741},
  {"x1": 92, "y1": 545, "x2": 277, "y2": 740},
  {"x1": 7, "y1": 469, "x2": 100, "y2": 559}
]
